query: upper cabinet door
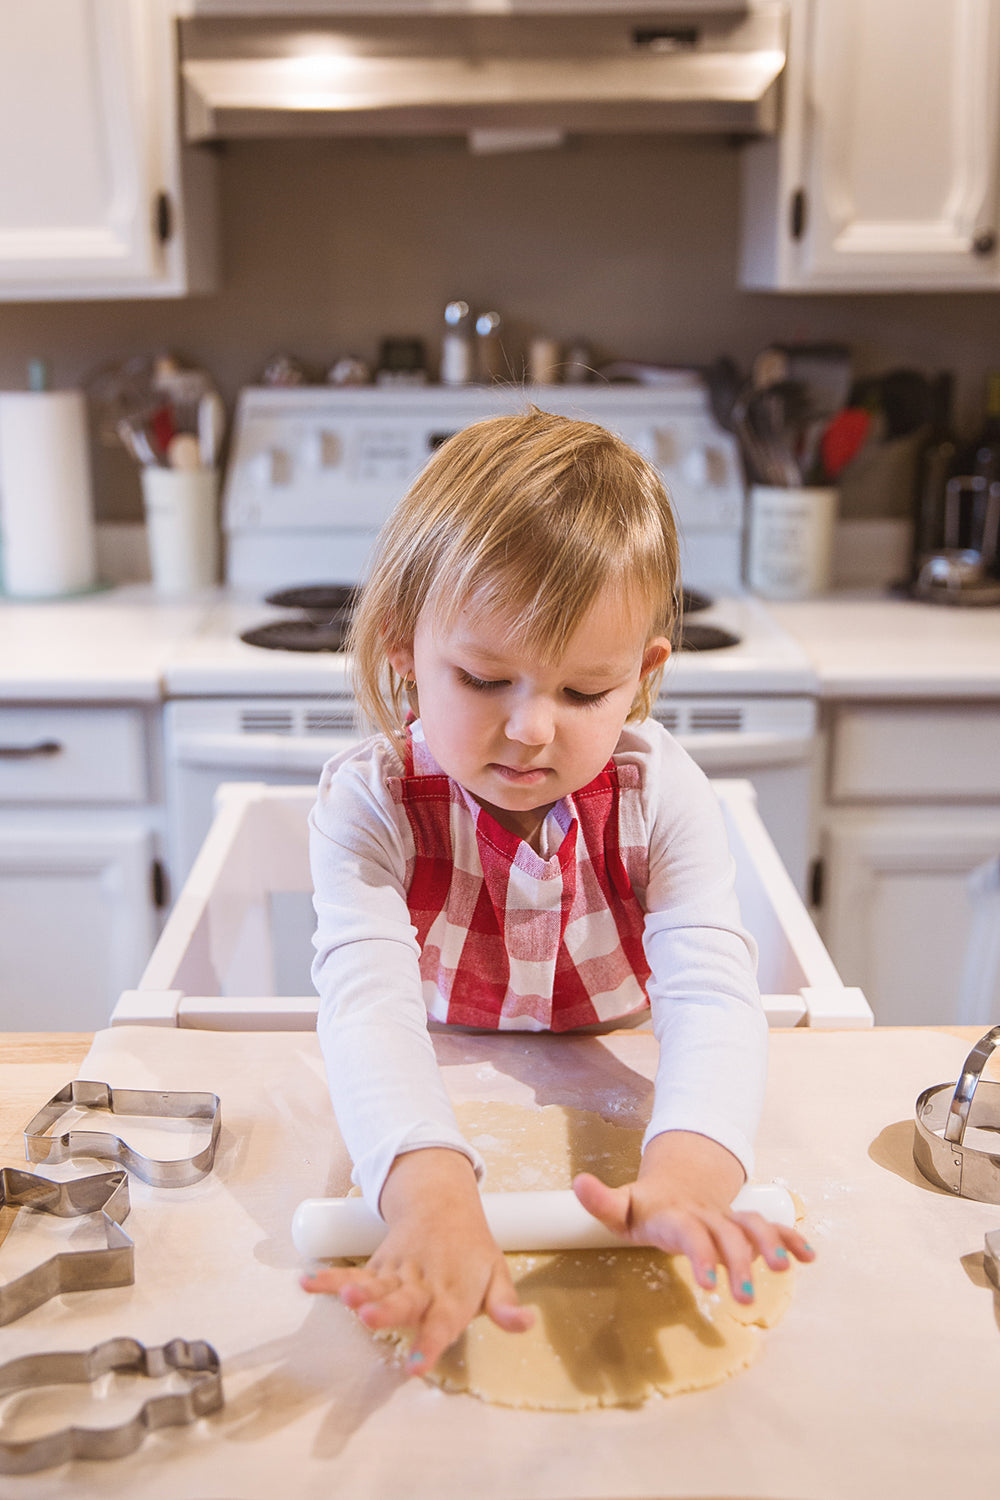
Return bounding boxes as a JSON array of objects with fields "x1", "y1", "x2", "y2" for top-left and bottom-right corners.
[
  {"x1": 741, "y1": 0, "x2": 1000, "y2": 291},
  {"x1": 0, "y1": 0, "x2": 216, "y2": 300}
]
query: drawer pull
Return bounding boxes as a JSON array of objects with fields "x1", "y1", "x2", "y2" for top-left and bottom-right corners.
[{"x1": 0, "y1": 740, "x2": 63, "y2": 759}]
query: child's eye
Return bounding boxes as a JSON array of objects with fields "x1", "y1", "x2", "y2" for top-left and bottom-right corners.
[
  {"x1": 565, "y1": 688, "x2": 611, "y2": 706},
  {"x1": 458, "y1": 670, "x2": 506, "y2": 692}
]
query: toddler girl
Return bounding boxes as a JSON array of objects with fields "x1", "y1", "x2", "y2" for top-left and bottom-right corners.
[{"x1": 302, "y1": 409, "x2": 813, "y2": 1372}]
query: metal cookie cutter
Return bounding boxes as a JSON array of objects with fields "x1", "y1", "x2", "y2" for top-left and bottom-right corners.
[
  {"x1": 0, "y1": 1168, "x2": 133, "y2": 1326},
  {"x1": 0, "y1": 1335, "x2": 223, "y2": 1475},
  {"x1": 913, "y1": 1024, "x2": 1000, "y2": 1201},
  {"x1": 24, "y1": 1081, "x2": 222, "y2": 1188}
]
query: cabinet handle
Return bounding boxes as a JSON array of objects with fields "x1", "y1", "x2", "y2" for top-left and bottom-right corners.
[
  {"x1": 0, "y1": 740, "x2": 63, "y2": 759},
  {"x1": 972, "y1": 230, "x2": 997, "y2": 257},
  {"x1": 808, "y1": 856, "x2": 825, "y2": 908},
  {"x1": 155, "y1": 191, "x2": 173, "y2": 244},
  {"x1": 790, "y1": 188, "x2": 807, "y2": 241}
]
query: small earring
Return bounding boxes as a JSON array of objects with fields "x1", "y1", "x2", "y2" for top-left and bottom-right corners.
[{"x1": 402, "y1": 676, "x2": 416, "y2": 690}]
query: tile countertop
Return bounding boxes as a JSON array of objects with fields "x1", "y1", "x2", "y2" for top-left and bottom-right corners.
[
  {"x1": 0, "y1": 585, "x2": 212, "y2": 702},
  {"x1": 762, "y1": 591, "x2": 1000, "y2": 700}
]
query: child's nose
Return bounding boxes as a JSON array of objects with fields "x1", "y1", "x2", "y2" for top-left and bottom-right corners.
[{"x1": 505, "y1": 694, "x2": 555, "y2": 747}]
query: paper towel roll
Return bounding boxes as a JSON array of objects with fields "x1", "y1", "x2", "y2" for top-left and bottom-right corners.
[{"x1": 0, "y1": 391, "x2": 97, "y2": 598}]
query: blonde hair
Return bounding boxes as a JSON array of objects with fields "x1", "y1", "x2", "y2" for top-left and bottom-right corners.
[{"x1": 348, "y1": 407, "x2": 681, "y2": 738}]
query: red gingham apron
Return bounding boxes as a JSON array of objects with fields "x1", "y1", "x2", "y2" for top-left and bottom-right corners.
[{"x1": 389, "y1": 725, "x2": 651, "y2": 1032}]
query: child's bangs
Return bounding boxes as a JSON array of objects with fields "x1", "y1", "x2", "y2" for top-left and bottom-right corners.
[{"x1": 427, "y1": 537, "x2": 667, "y2": 661}]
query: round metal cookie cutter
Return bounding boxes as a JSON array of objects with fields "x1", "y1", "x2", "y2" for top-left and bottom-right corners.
[{"x1": 913, "y1": 1024, "x2": 1000, "y2": 1201}]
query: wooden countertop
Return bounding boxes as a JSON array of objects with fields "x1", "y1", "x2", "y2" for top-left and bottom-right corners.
[
  {"x1": 2, "y1": 1023, "x2": 985, "y2": 1160},
  {"x1": 2, "y1": 1024, "x2": 998, "y2": 1500},
  {"x1": 0, "y1": 1032, "x2": 91, "y2": 1159}
]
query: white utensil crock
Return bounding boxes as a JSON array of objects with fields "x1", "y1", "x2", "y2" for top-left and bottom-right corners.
[
  {"x1": 746, "y1": 484, "x2": 837, "y2": 600},
  {"x1": 141, "y1": 467, "x2": 219, "y2": 595}
]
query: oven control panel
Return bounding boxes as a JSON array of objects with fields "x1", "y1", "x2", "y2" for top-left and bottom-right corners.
[
  {"x1": 224, "y1": 385, "x2": 743, "y2": 529},
  {"x1": 222, "y1": 384, "x2": 746, "y2": 590}
]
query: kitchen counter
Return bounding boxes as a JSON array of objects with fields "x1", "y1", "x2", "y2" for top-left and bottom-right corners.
[
  {"x1": 2, "y1": 1021, "x2": 999, "y2": 1500},
  {"x1": 3, "y1": 584, "x2": 999, "y2": 703},
  {"x1": 0, "y1": 586, "x2": 211, "y2": 702},
  {"x1": 762, "y1": 591, "x2": 1000, "y2": 699}
]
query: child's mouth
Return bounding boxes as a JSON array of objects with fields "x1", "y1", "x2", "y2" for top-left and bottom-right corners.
[{"x1": 490, "y1": 764, "x2": 551, "y2": 786}]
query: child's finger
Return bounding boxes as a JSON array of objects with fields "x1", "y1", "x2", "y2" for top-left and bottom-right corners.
[
  {"x1": 405, "y1": 1301, "x2": 472, "y2": 1375},
  {"x1": 572, "y1": 1171, "x2": 632, "y2": 1235},
  {"x1": 354, "y1": 1280, "x2": 432, "y2": 1333},
  {"x1": 300, "y1": 1265, "x2": 371, "y2": 1296},
  {"x1": 728, "y1": 1210, "x2": 794, "y2": 1272},
  {"x1": 729, "y1": 1212, "x2": 816, "y2": 1271},
  {"x1": 682, "y1": 1212, "x2": 756, "y2": 1303},
  {"x1": 645, "y1": 1212, "x2": 725, "y2": 1291},
  {"x1": 483, "y1": 1260, "x2": 535, "y2": 1334}
]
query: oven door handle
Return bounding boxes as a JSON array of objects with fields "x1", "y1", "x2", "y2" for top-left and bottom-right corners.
[
  {"x1": 170, "y1": 731, "x2": 359, "y2": 773},
  {"x1": 674, "y1": 732, "x2": 813, "y2": 770}
]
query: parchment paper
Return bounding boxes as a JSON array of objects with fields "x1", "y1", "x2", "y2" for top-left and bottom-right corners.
[{"x1": 1, "y1": 1024, "x2": 999, "y2": 1500}]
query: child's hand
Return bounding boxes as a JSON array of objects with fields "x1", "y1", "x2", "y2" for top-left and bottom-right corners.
[
  {"x1": 300, "y1": 1148, "x2": 534, "y2": 1372},
  {"x1": 572, "y1": 1129, "x2": 814, "y2": 1305}
]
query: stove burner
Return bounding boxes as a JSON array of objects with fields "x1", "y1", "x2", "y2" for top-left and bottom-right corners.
[
  {"x1": 265, "y1": 584, "x2": 359, "y2": 614},
  {"x1": 681, "y1": 587, "x2": 713, "y2": 614},
  {"x1": 677, "y1": 621, "x2": 740, "y2": 652},
  {"x1": 239, "y1": 583, "x2": 739, "y2": 654},
  {"x1": 240, "y1": 619, "x2": 349, "y2": 652}
]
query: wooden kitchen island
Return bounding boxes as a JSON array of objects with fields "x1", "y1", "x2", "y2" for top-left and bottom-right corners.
[{"x1": 1, "y1": 1022, "x2": 998, "y2": 1500}]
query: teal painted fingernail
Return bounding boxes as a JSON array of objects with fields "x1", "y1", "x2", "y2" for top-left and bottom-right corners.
[
  {"x1": 774, "y1": 1247, "x2": 789, "y2": 1263},
  {"x1": 803, "y1": 1243, "x2": 815, "y2": 1255},
  {"x1": 705, "y1": 1268, "x2": 717, "y2": 1286},
  {"x1": 741, "y1": 1280, "x2": 754, "y2": 1297},
  {"x1": 407, "y1": 1351, "x2": 425, "y2": 1370}
]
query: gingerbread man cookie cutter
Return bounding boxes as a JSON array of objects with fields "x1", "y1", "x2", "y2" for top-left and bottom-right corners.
[
  {"x1": 0, "y1": 1335, "x2": 223, "y2": 1475},
  {"x1": 23, "y1": 1080, "x2": 222, "y2": 1188},
  {"x1": 0, "y1": 1167, "x2": 132, "y2": 1327}
]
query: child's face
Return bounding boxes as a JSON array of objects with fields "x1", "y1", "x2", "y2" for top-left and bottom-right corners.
[{"x1": 389, "y1": 586, "x2": 670, "y2": 846}]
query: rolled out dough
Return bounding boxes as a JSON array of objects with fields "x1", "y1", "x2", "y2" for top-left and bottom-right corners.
[{"x1": 410, "y1": 1101, "x2": 796, "y2": 1410}]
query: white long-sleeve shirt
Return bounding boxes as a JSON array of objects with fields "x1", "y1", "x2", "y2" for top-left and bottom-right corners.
[{"x1": 310, "y1": 718, "x2": 768, "y2": 1213}]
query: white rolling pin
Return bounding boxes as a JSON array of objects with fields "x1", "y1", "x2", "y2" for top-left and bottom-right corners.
[{"x1": 292, "y1": 1183, "x2": 796, "y2": 1260}]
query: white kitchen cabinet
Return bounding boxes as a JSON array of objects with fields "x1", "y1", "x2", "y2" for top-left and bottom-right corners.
[
  {"x1": 740, "y1": 0, "x2": 1000, "y2": 291},
  {"x1": 0, "y1": 705, "x2": 167, "y2": 1029},
  {"x1": 815, "y1": 703, "x2": 1000, "y2": 1025},
  {"x1": 0, "y1": 0, "x2": 216, "y2": 300}
]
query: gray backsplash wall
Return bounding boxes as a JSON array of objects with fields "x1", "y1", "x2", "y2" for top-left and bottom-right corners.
[{"x1": 1, "y1": 135, "x2": 998, "y2": 522}]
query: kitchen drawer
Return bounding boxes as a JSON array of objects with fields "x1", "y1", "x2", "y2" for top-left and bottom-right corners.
[
  {"x1": 829, "y1": 705, "x2": 1000, "y2": 801},
  {"x1": 0, "y1": 706, "x2": 148, "y2": 803}
]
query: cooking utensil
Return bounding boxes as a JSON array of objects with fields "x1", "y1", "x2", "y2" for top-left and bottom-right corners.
[
  {"x1": 24, "y1": 1079, "x2": 222, "y2": 1188},
  {"x1": 703, "y1": 354, "x2": 743, "y2": 431},
  {"x1": 913, "y1": 1025, "x2": 1000, "y2": 1201},
  {"x1": 292, "y1": 1182, "x2": 797, "y2": 1259},
  {"x1": 0, "y1": 1168, "x2": 132, "y2": 1326},
  {"x1": 0, "y1": 1337, "x2": 223, "y2": 1476},
  {"x1": 197, "y1": 390, "x2": 226, "y2": 467},
  {"x1": 168, "y1": 431, "x2": 203, "y2": 471},
  {"x1": 746, "y1": 381, "x2": 810, "y2": 485},
  {"x1": 820, "y1": 407, "x2": 871, "y2": 479}
]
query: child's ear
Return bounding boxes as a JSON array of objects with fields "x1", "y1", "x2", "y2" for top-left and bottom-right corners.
[
  {"x1": 387, "y1": 642, "x2": 415, "y2": 679},
  {"x1": 641, "y1": 636, "x2": 672, "y2": 677}
]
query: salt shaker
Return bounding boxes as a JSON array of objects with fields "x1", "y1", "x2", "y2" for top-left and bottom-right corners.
[{"x1": 440, "y1": 300, "x2": 473, "y2": 385}]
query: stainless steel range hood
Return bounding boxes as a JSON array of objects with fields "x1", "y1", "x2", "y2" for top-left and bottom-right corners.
[{"x1": 179, "y1": 3, "x2": 787, "y2": 146}]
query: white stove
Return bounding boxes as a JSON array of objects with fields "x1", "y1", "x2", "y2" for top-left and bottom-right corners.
[{"x1": 163, "y1": 383, "x2": 819, "y2": 893}]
